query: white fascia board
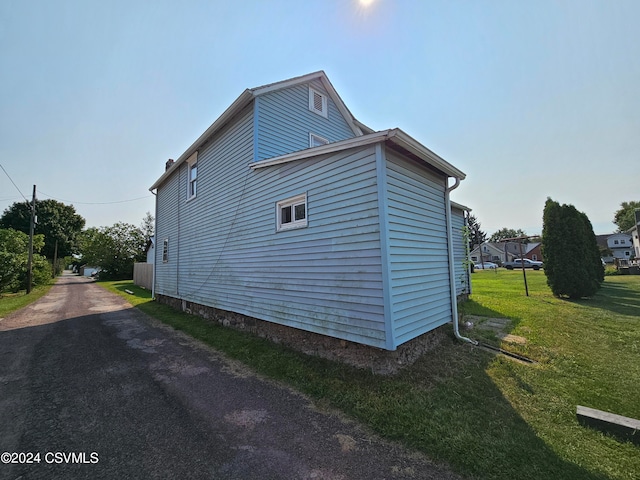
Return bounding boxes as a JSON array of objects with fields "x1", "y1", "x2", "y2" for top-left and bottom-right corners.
[
  {"x1": 451, "y1": 201, "x2": 471, "y2": 212},
  {"x1": 250, "y1": 128, "x2": 466, "y2": 182},
  {"x1": 250, "y1": 130, "x2": 392, "y2": 170},
  {"x1": 251, "y1": 71, "x2": 326, "y2": 95},
  {"x1": 388, "y1": 129, "x2": 466, "y2": 180},
  {"x1": 150, "y1": 89, "x2": 254, "y2": 191}
]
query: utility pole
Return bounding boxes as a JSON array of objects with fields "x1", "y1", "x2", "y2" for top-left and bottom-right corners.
[
  {"x1": 27, "y1": 185, "x2": 36, "y2": 294},
  {"x1": 52, "y1": 239, "x2": 58, "y2": 279}
]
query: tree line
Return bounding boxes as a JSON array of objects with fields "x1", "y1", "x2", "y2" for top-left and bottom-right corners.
[{"x1": 0, "y1": 199, "x2": 154, "y2": 293}]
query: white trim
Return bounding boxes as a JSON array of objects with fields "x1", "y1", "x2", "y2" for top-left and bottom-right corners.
[
  {"x1": 162, "y1": 238, "x2": 169, "y2": 263},
  {"x1": 186, "y1": 151, "x2": 198, "y2": 200},
  {"x1": 250, "y1": 128, "x2": 466, "y2": 179},
  {"x1": 309, "y1": 87, "x2": 328, "y2": 118},
  {"x1": 309, "y1": 133, "x2": 329, "y2": 147},
  {"x1": 276, "y1": 193, "x2": 307, "y2": 231}
]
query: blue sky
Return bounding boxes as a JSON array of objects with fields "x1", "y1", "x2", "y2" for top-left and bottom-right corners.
[{"x1": 1, "y1": 0, "x2": 638, "y2": 235}]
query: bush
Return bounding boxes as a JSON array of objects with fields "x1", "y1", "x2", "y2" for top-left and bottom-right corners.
[{"x1": 0, "y1": 229, "x2": 50, "y2": 293}]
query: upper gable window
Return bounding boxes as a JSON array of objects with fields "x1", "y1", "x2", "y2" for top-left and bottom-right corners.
[
  {"x1": 309, "y1": 133, "x2": 329, "y2": 148},
  {"x1": 186, "y1": 151, "x2": 198, "y2": 200},
  {"x1": 309, "y1": 87, "x2": 328, "y2": 118}
]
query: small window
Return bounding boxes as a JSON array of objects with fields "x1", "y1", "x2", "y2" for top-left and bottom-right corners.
[
  {"x1": 186, "y1": 151, "x2": 198, "y2": 200},
  {"x1": 309, "y1": 133, "x2": 329, "y2": 147},
  {"x1": 309, "y1": 87, "x2": 328, "y2": 118},
  {"x1": 532, "y1": 254, "x2": 538, "y2": 261},
  {"x1": 162, "y1": 239, "x2": 169, "y2": 263},
  {"x1": 277, "y1": 194, "x2": 307, "y2": 231},
  {"x1": 614, "y1": 240, "x2": 619, "y2": 245}
]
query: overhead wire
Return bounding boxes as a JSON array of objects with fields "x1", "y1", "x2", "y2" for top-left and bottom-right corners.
[
  {"x1": 0, "y1": 163, "x2": 29, "y2": 203},
  {"x1": 37, "y1": 190, "x2": 153, "y2": 205}
]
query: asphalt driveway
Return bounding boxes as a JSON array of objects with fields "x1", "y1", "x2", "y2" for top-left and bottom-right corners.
[{"x1": 0, "y1": 273, "x2": 461, "y2": 479}]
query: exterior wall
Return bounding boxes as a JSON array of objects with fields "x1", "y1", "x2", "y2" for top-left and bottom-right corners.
[
  {"x1": 451, "y1": 207, "x2": 470, "y2": 297},
  {"x1": 607, "y1": 233, "x2": 633, "y2": 259},
  {"x1": 156, "y1": 113, "x2": 387, "y2": 347},
  {"x1": 384, "y1": 151, "x2": 451, "y2": 347},
  {"x1": 255, "y1": 79, "x2": 356, "y2": 161},
  {"x1": 525, "y1": 243, "x2": 543, "y2": 262}
]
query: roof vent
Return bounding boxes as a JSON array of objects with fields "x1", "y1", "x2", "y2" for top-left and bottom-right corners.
[{"x1": 165, "y1": 159, "x2": 175, "y2": 171}]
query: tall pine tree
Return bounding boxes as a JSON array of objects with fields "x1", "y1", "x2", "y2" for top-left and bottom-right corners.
[{"x1": 542, "y1": 198, "x2": 603, "y2": 298}]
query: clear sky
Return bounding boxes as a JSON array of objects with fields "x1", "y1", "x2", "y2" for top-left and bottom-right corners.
[{"x1": 1, "y1": 0, "x2": 638, "y2": 235}]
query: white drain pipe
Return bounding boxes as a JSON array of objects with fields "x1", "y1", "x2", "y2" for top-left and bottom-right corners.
[{"x1": 445, "y1": 177, "x2": 478, "y2": 345}]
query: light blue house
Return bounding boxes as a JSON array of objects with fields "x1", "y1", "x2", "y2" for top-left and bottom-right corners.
[{"x1": 150, "y1": 71, "x2": 470, "y2": 351}]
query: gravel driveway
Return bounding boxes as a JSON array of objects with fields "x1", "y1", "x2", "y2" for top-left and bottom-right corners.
[{"x1": 0, "y1": 273, "x2": 462, "y2": 479}]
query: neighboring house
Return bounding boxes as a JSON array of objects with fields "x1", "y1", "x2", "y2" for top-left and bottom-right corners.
[
  {"x1": 524, "y1": 242, "x2": 543, "y2": 262},
  {"x1": 79, "y1": 265, "x2": 98, "y2": 277},
  {"x1": 469, "y1": 242, "x2": 521, "y2": 265},
  {"x1": 145, "y1": 236, "x2": 155, "y2": 264},
  {"x1": 149, "y1": 71, "x2": 469, "y2": 351},
  {"x1": 631, "y1": 226, "x2": 640, "y2": 260},
  {"x1": 606, "y1": 233, "x2": 633, "y2": 260}
]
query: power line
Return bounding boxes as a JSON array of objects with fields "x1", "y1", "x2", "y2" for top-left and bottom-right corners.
[
  {"x1": 0, "y1": 163, "x2": 29, "y2": 203},
  {"x1": 37, "y1": 190, "x2": 152, "y2": 205}
]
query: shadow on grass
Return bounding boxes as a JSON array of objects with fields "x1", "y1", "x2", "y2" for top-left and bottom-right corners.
[
  {"x1": 569, "y1": 279, "x2": 640, "y2": 318},
  {"x1": 99, "y1": 282, "x2": 612, "y2": 480}
]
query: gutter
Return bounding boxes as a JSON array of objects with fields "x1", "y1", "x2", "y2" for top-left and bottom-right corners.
[{"x1": 445, "y1": 177, "x2": 478, "y2": 345}]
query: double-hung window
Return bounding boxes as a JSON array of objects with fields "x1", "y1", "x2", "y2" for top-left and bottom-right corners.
[
  {"x1": 186, "y1": 151, "x2": 198, "y2": 200},
  {"x1": 162, "y1": 238, "x2": 169, "y2": 263},
  {"x1": 277, "y1": 194, "x2": 307, "y2": 231}
]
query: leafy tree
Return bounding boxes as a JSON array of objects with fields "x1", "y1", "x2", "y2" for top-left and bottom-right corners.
[
  {"x1": 0, "y1": 199, "x2": 85, "y2": 259},
  {"x1": 613, "y1": 201, "x2": 640, "y2": 232},
  {"x1": 0, "y1": 229, "x2": 50, "y2": 292},
  {"x1": 489, "y1": 228, "x2": 527, "y2": 243},
  {"x1": 542, "y1": 198, "x2": 603, "y2": 299},
  {"x1": 467, "y1": 214, "x2": 487, "y2": 250},
  {"x1": 79, "y1": 222, "x2": 146, "y2": 280},
  {"x1": 140, "y1": 211, "x2": 155, "y2": 242}
]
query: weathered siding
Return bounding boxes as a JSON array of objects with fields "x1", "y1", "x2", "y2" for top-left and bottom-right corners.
[
  {"x1": 255, "y1": 79, "x2": 356, "y2": 161},
  {"x1": 451, "y1": 207, "x2": 470, "y2": 297},
  {"x1": 155, "y1": 168, "x2": 180, "y2": 296},
  {"x1": 385, "y1": 151, "x2": 452, "y2": 347},
  {"x1": 157, "y1": 105, "x2": 387, "y2": 347}
]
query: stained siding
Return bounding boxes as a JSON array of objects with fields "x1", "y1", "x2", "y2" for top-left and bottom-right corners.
[
  {"x1": 451, "y1": 207, "x2": 470, "y2": 296},
  {"x1": 154, "y1": 170, "x2": 179, "y2": 296},
  {"x1": 255, "y1": 79, "x2": 356, "y2": 161},
  {"x1": 385, "y1": 151, "x2": 452, "y2": 346},
  {"x1": 156, "y1": 101, "x2": 387, "y2": 347}
]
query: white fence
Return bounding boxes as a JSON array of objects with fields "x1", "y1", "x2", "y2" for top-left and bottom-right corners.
[{"x1": 133, "y1": 263, "x2": 153, "y2": 290}]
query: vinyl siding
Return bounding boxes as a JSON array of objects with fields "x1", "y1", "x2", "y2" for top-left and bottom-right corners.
[
  {"x1": 154, "y1": 169, "x2": 179, "y2": 296},
  {"x1": 156, "y1": 103, "x2": 386, "y2": 347},
  {"x1": 385, "y1": 151, "x2": 452, "y2": 346},
  {"x1": 255, "y1": 79, "x2": 356, "y2": 161}
]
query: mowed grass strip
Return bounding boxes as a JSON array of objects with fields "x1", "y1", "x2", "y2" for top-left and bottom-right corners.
[
  {"x1": 0, "y1": 283, "x2": 54, "y2": 318},
  {"x1": 101, "y1": 272, "x2": 640, "y2": 480}
]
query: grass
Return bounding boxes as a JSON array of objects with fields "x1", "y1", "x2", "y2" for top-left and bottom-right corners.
[
  {"x1": 100, "y1": 272, "x2": 640, "y2": 480},
  {"x1": 0, "y1": 283, "x2": 55, "y2": 318}
]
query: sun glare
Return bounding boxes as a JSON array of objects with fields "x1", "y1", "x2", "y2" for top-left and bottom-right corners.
[{"x1": 359, "y1": 0, "x2": 375, "y2": 7}]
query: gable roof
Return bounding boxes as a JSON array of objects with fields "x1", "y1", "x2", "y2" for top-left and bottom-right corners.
[{"x1": 151, "y1": 71, "x2": 363, "y2": 191}]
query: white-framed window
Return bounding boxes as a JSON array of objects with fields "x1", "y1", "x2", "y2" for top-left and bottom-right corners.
[
  {"x1": 309, "y1": 87, "x2": 328, "y2": 118},
  {"x1": 277, "y1": 193, "x2": 307, "y2": 231},
  {"x1": 186, "y1": 151, "x2": 198, "y2": 200},
  {"x1": 162, "y1": 238, "x2": 169, "y2": 263},
  {"x1": 309, "y1": 133, "x2": 329, "y2": 147},
  {"x1": 532, "y1": 254, "x2": 538, "y2": 261}
]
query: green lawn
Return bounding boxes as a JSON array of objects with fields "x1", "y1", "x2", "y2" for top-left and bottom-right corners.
[
  {"x1": 0, "y1": 283, "x2": 54, "y2": 318},
  {"x1": 100, "y1": 272, "x2": 640, "y2": 480}
]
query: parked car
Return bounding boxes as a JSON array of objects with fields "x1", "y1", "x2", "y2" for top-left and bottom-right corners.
[
  {"x1": 503, "y1": 258, "x2": 544, "y2": 270},
  {"x1": 474, "y1": 261, "x2": 498, "y2": 270}
]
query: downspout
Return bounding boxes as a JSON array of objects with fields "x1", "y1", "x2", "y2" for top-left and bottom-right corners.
[
  {"x1": 445, "y1": 177, "x2": 478, "y2": 345},
  {"x1": 151, "y1": 189, "x2": 157, "y2": 300}
]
